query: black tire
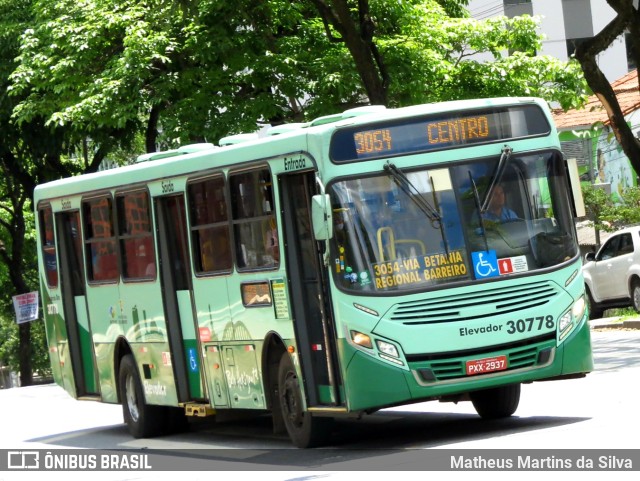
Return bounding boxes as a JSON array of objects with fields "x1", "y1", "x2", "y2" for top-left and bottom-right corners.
[
  {"x1": 119, "y1": 354, "x2": 165, "y2": 438},
  {"x1": 586, "y1": 286, "x2": 604, "y2": 320},
  {"x1": 278, "y1": 353, "x2": 332, "y2": 448},
  {"x1": 470, "y1": 383, "x2": 520, "y2": 419},
  {"x1": 632, "y1": 281, "x2": 640, "y2": 314}
]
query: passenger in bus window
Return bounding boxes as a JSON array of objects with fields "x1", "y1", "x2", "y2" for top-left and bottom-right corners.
[
  {"x1": 483, "y1": 184, "x2": 518, "y2": 223},
  {"x1": 264, "y1": 217, "x2": 279, "y2": 265},
  {"x1": 334, "y1": 209, "x2": 348, "y2": 243}
]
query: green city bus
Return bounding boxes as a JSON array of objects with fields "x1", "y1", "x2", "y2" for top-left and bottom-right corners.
[{"x1": 34, "y1": 97, "x2": 593, "y2": 448}]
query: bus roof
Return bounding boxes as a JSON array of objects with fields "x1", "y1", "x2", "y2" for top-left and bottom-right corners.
[{"x1": 34, "y1": 97, "x2": 549, "y2": 203}]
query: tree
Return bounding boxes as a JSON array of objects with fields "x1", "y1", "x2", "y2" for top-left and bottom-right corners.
[
  {"x1": 0, "y1": 0, "x2": 59, "y2": 385},
  {"x1": 582, "y1": 183, "x2": 640, "y2": 249},
  {"x1": 302, "y1": 0, "x2": 587, "y2": 112},
  {"x1": 574, "y1": 0, "x2": 640, "y2": 177},
  {"x1": 581, "y1": 184, "x2": 615, "y2": 247},
  {"x1": 10, "y1": 0, "x2": 588, "y2": 152}
]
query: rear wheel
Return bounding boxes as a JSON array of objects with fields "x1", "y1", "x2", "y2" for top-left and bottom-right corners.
[
  {"x1": 586, "y1": 286, "x2": 604, "y2": 320},
  {"x1": 119, "y1": 354, "x2": 165, "y2": 438},
  {"x1": 278, "y1": 353, "x2": 332, "y2": 448},
  {"x1": 470, "y1": 383, "x2": 520, "y2": 419}
]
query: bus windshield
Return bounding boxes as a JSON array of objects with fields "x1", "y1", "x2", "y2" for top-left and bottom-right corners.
[{"x1": 329, "y1": 149, "x2": 578, "y2": 293}]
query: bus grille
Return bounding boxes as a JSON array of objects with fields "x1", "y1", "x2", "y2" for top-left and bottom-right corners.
[
  {"x1": 388, "y1": 280, "x2": 560, "y2": 325},
  {"x1": 428, "y1": 341, "x2": 547, "y2": 380},
  {"x1": 407, "y1": 334, "x2": 557, "y2": 382}
]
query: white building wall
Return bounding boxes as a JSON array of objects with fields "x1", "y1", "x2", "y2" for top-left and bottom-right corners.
[
  {"x1": 531, "y1": 1, "x2": 568, "y2": 61},
  {"x1": 467, "y1": 0, "x2": 631, "y2": 83},
  {"x1": 467, "y1": 0, "x2": 505, "y2": 20},
  {"x1": 589, "y1": 0, "x2": 629, "y2": 83},
  {"x1": 591, "y1": 0, "x2": 616, "y2": 32}
]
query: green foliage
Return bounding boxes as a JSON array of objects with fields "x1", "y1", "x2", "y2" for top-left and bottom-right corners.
[
  {"x1": 0, "y1": 318, "x2": 50, "y2": 378},
  {"x1": 0, "y1": 198, "x2": 50, "y2": 378},
  {"x1": 582, "y1": 184, "x2": 640, "y2": 232},
  {"x1": 435, "y1": 0, "x2": 470, "y2": 18},
  {"x1": 0, "y1": 0, "x2": 60, "y2": 382},
  {"x1": 582, "y1": 183, "x2": 615, "y2": 231},
  {"x1": 8, "y1": 0, "x2": 588, "y2": 147},
  {"x1": 607, "y1": 185, "x2": 640, "y2": 228}
]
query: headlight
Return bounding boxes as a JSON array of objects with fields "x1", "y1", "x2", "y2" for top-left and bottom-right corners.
[
  {"x1": 572, "y1": 296, "x2": 586, "y2": 321},
  {"x1": 559, "y1": 312, "x2": 572, "y2": 332},
  {"x1": 558, "y1": 296, "x2": 585, "y2": 340},
  {"x1": 350, "y1": 330, "x2": 373, "y2": 349},
  {"x1": 376, "y1": 339, "x2": 399, "y2": 358}
]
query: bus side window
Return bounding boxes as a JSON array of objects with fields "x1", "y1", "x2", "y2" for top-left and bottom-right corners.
[
  {"x1": 117, "y1": 191, "x2": 156, "y2": 281},
  {"x1": 188, "y1": 175, "x2": 233, "y2": 274},
  {"x1": 230, "y1": 168, "x2": 279, "y2": 270},
  {"x1": 39, "y1": 205, "x2": 59, "y2": 287},
  {"x1": 83, "y1": 196, "x2": 119, "y2": 283}
]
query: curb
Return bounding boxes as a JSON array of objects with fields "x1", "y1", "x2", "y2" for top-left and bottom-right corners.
[{"x1": 589, "y1": 317, "x2": 640, "y2": 329}]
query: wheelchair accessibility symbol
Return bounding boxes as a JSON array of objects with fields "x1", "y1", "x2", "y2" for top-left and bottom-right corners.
[
  {"x1": 188, "y1": 348, "x2": 199, "y2": 373},
  {"x1": 471, "y1": 250, "x2": 500, "y2": 279}
]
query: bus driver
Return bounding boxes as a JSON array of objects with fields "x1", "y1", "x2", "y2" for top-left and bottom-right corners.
[{"x1": 483, "y1": 184, "x2": 518, "y2": 222}]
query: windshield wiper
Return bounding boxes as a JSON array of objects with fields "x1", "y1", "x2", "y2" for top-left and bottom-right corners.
[
  {"x1": 469, "y1": 171, "x2": 489, "y2": 252},
  {"x1": 384, "y1": 162, "x2": 441, "y2": 224},
  {"x1": 480, "y1": 145, "x2": 513, "y2": 214}
]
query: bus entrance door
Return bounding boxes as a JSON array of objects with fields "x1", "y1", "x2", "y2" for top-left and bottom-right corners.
[
  {"x1": 55, "y1": 211, "x2": 99, "y2": 398},
  {"x1": 280, "y1": 172, "x2": 343, "y2": 408},
  {"x1": 155, "y1": 195, "x2": 205, "y2": 403}
]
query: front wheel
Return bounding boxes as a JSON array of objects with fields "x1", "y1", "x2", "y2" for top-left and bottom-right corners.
[
  {"x1": 470, "y1": 383, "x2": 520, "y2": 419},
  {"x1": 586, "y1": 286, "x2": 604, "y2": 320},
  {"x1": 119, "y1": 354, "x2": 165, "y2": 438},
  {"x1": 278, "y1": 353, "x2": 332, "y2": 448},
  {"x1": 631, "y1": 281, "x2": 640, "y2": 313}
]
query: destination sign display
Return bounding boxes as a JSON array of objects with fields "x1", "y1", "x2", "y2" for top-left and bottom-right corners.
[
  {"x1": 330, "y1": 104, "x2": 550, "y2": 162},
  {"x1": 372, "y1": 250, "x2": 469, "y2": 290}
]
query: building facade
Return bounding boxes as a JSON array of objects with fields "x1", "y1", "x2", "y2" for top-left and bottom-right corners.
[
  {"x1": 468, "y1": 0, "x2": 637, "y2": 83},
  {"x1": 552, "y1": 69, "x2": 640, "y2": 202}
]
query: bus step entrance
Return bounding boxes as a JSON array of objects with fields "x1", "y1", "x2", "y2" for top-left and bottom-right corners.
[
  {"x1": 184, "y1": 403, "x2": 216, "y2": 417},
  {"x1": 77, "y1": 395, "x2": 101, "y2": 402}
]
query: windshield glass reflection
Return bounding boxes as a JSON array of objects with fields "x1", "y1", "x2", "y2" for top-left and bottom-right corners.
[{"x1": 328, "y1": 150, "x2": 578, "y2": 293}]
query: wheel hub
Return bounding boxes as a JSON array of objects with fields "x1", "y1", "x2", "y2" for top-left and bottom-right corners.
[{"x1": 125, "y1": 373, "x2": 140, "y2": 422}]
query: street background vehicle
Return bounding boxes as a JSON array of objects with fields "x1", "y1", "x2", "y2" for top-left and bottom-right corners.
[{"x1": 582, "y1": 225, "x2": 640, "y2": 319}]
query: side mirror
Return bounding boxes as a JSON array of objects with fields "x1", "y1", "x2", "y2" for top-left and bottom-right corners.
[
  {"x1": 585, "y1": 252, "x2": 596, "y2": 262},
  {"x1": 311, "y1": 194, "x2": 333, "y2": 241}
]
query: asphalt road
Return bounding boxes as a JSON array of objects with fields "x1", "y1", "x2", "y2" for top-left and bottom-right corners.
[{"x1": 0, "y1": 325, "x2": 638, "y2": 480}]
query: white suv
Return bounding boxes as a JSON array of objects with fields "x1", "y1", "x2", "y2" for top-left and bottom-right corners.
[{"x1": 582, "y1": 225, "x2": 640, "y2": 319}]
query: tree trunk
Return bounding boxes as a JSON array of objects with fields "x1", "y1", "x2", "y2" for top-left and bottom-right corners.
[
  {"x1": 310, "y1": 0, "x2": 388, "y2": 105},
  {"x1": 19, "y1": 323, "x2": 32, "y2": 386},
  {"x1": 146, "y1": 105, "x2": 161, "y2": 153},
  {"x1": 574, "y1": 2, "x2": 640, "y2": 179}
]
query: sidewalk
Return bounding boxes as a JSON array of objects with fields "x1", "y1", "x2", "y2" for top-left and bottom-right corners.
[{"x1": 590, "y1": 316, "x2": 640, "y2": 329}]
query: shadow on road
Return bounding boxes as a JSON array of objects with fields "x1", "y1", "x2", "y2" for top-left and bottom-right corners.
[{"x1": 25, "y1": 407, "x2": 590, "y2": 468}]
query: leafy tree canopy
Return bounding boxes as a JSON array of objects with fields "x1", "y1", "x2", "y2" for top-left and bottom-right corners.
[{"x1": 9, "y1": 0, "x2": 588, "y2": 150}]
